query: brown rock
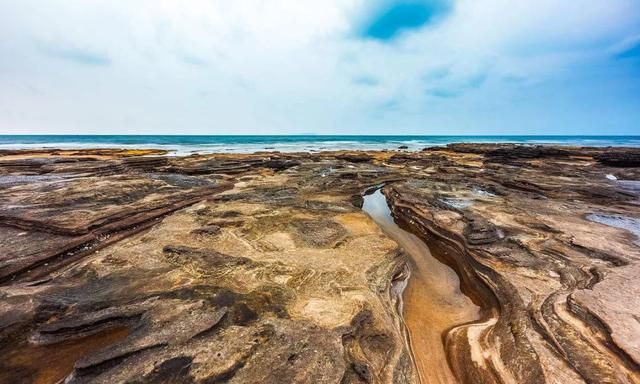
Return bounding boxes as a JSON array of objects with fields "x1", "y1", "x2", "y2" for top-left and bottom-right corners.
[
  {"x1": 0, "y1": 146, "x2": 639, "y2": 384},
  {"x1": 595, "y1": 149, "x2": 640, "y2": 167}
]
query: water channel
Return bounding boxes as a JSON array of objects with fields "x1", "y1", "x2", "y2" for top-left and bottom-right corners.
[{"x1": 362, "y1": 189, "x2": 481, "y2": 384}]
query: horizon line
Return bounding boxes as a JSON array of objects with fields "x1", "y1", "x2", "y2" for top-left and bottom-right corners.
[{"x1": 1, "y1": 134, "x2": 639, "y2": 138}]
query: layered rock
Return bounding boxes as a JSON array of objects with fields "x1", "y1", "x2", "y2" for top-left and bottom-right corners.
[
  {"x1": 0, "y1": 150, "x2": 415, "y2": 384},
  {"x1": 0, "y1": 145, "x2": 639, "y2": 384},
  {"x1": 383, "y1": 145, "x2": 640, "y2": 384}
]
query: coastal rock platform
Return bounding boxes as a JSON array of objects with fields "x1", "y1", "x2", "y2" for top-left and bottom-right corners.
[{"x1": 0, "y1": 145, "x2": 639, "y2": 383}]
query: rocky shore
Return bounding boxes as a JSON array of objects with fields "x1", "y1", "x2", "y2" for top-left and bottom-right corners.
[{"x1": 0, "y1": 145, "x2": 639, "y2": 383}]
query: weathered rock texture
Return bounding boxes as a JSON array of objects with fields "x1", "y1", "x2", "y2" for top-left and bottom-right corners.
[
  {"x1": 387, "y1": 145, "x2": 640, "y2": 384},
  {"x1": 0, "y1": 145, "x2": 638, "y2": 384}
]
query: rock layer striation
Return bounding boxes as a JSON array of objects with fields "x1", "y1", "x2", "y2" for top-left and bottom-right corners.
[{"x1": 0, "y1": 145, "x2": 638, "y2": 384}]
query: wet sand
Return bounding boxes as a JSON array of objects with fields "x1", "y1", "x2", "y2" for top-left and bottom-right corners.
[{"x1": 363, "y1": 189, "x2": 480, "y2": 384}]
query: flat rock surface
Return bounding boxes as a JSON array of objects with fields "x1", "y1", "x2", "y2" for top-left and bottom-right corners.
[{"x1": 0, "y1": 145, "x2": 638, "y2": 383}]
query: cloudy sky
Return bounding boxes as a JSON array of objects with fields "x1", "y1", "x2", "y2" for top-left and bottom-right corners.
[{"x1": 0, "y1": 0, "x2": 639, "y2": 135}]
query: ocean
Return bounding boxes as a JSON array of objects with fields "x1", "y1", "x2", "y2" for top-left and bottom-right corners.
[{"x1": 0, "y1": 135, "x2": 639, "y2": 155}]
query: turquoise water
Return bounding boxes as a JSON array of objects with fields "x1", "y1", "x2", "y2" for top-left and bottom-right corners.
[{"x1": 0, "y1": 135, "x2": 638, "y2": 155}]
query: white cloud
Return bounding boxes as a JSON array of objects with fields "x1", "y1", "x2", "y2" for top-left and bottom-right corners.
[{"x1": 0, "y1": 0, "x2": 638, "y2": 134}]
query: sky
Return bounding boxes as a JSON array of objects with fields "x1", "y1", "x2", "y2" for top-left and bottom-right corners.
[{"x1": 0, "y1": 0, "x2": 639, "y2": 135}]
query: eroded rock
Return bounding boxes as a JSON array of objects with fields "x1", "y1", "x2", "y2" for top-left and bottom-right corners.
[{"x1": 0, "y1": 146, "x2": 639, "y2": 384}]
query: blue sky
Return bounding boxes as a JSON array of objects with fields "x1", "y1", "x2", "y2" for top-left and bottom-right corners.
[{"x1": 0, "y1": 0, "x2": 639, "y2": 135}]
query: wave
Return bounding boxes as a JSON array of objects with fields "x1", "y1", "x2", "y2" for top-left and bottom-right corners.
[{"x1": 0, "y1": 135, "x2": 639, "y2": 154}]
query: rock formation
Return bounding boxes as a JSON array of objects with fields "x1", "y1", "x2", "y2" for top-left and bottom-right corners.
[{"x1": 0, "y1": 145, "x2": 638, "y2": 383}]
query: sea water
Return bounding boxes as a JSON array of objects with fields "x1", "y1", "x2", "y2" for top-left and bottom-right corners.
[{"x1": 0, "y1": 135, "x2": 639, "y2": 155}]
